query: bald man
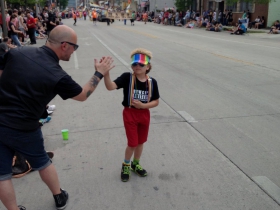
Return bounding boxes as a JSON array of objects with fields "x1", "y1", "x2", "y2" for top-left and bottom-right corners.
[{"x1": 0, "y1": 25, "x2": 114, "y2": 210}]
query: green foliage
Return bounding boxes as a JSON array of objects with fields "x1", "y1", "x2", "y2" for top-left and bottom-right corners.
[
  {"x1": 60, "y1": 0, "x2": 69, "y2": 8},
  {"x1": 6, "y1": 0, "x2": 67, "y2": 8},
  {"x1": 174, "y1": 0, "x2": 193, "y2": 11}
]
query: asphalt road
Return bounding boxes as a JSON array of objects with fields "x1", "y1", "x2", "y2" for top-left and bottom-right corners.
[{"x1": 1, "y1": 18, "x2": 280, "y2": 210}]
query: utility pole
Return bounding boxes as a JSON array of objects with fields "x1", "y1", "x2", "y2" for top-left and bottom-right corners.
[{"x1": 0, "y1": 0, "x2": 7, "y2": 37}]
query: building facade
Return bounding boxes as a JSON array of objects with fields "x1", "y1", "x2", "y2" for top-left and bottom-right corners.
[
  {"x1": 267, "y1": 0, "x2": 280, "y2": 27},
  {"x1": 139, "y1": 0, "x2": 176, "y2": 12},
  {"x1": 201, "y1": 0, "x2": 268, "y2": 27}
]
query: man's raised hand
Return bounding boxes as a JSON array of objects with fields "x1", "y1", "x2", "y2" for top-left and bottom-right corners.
[{"x1": 94, "y1": 57, "x2": 115, "y2": 76}]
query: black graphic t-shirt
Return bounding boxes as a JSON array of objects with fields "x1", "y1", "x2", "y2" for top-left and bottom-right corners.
[{"x1": 114, "y1": 72, "x2": 160, "y2": 107}]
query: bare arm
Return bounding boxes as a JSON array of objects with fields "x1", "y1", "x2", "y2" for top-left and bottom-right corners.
[
  {"x1": 7, "y1": 43, "x2": 17, "y2": 49},
  {"x1": 0, "y1": 70, "x2": 3, "y2": 77},
  {"x1": 72, "y1": 74, "x2": 100, "y2": 101},
  {"x1": 104, "y1": 72, "x2": 117, "y2": 90},
  {"x1": 11, "y1": 25, "x2": 22, "y2": 34},
  {"x1": 72, "y1": 57, "x2": 114, "y2": 101}
]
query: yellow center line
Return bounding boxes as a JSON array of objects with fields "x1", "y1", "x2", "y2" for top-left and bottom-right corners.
[
  {"x1": 113, "y1": 25, "x2": 254, "y2": 65},
  {"x1": 113, "y1": 26, "x2": 158, "y2": 39},
  {"x1": 211, "y1": 53, "x2": 254, "y2": 66}
]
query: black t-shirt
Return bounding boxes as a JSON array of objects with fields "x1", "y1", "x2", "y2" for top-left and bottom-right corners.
[
  {"x1": 9, "y1": 22, "x2": 17, "y2": 35},
  {"x1": 54, "y1": 75, "x2": 82, "y2": 100},
  {"x1": 47, "y1": 12, "x2": 56, "y2": 31},
  {"x1": 0, "y1": 46, "x2": 82, "y2": 131},
  {"x1": 114, "y1": 72, "x2": 160, "y2": 107}
]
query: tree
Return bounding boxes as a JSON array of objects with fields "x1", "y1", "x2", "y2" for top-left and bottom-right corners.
[
  {"x1": 7, "y1": 0, "x2": 46, "y2": 8},
  {"x1": 174, "y1": 0, "x2": 192, "y2": 11},
  {"x1": 59, "y1": 0, "x2": 69, "y2": 9}
]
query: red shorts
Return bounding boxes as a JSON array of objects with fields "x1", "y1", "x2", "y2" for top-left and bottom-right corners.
[{"x1": 123, "y1": 107, "x2": 150, "y2": 147}]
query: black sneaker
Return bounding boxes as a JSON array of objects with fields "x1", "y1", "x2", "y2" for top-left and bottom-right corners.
[
  {"x1": 53, "y1": 189, "x2": 68, "y2": 210},
  {"x1": 18, "y1": 205, "x2": 26, "y2": 210},
  {"x1": 131, "y1": 162, "x2": 147, "y2": 177},
  {"x1": 121, "y1": 163, "x2": 130, "y2": 182}
]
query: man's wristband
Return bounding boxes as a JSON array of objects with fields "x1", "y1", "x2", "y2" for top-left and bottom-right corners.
[{"x1": 94, "y1": 71, "x2": 104, "y2": 80}]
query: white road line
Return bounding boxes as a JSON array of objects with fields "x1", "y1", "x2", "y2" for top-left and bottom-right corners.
[
  {"x1": 159, "y1": 27, "x2": 280, "y2": 50},
  {"x1": 252, "y1": 176, "x2": 280, "y2": 205},
  {"x1": 90, "y1": 32, "x2": 129, "y2": 67},
  {"x1": 73, "y1": 51, "x2": 79, "y2": 69},
  {"x1": 177, "y1": 111, "x2": 197, "y2": 123}
]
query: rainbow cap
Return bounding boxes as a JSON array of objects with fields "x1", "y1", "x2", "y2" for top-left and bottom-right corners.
[{"x1": 131, "y1": 53, "x2": 150, "y2": 65}]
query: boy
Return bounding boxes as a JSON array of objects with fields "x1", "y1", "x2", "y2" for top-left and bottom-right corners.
[{"x1": 104, "y1": 48, "x2": 160, "y2": 182}]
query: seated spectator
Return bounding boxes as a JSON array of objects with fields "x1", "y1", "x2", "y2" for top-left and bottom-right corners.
[
  {"x1": 255, "y1": 16, "x2": 265, "y2": 29},
  {"x1": 272, "y1": 28, "x2": 280, "y2": 34},
  {"x1": 205, "y1": 22, "x2": 213, "y2": 30},
  {"x1": 249, "y1": 16, "x2": 260, "y2": 29},
  {"x1": 59, "y1": 18, "x2": 63, "y2": 25},
  {"x1": 215, "y1": 23, "x2": 223, "y2": 32},
  {"x1": 268, "y1": 20, "x2": 280, "y2": 34},
  {"x1": 0, "y1": 37, "x2": 9, "y2": 56},
  {"x1": 175, "y1": 18, "x2": 183, "y2": 27},
  {"x1": 231, "y1": 21, "x2": 246, "y2": 35},
  {"x1": 230, "y1": 22, "x2": 239, "y2": 32},
  {"x1": 185, "y1": 20, "x2": 195, "y2": 28},
  {"x1": 196, "y1": 16, "x2": 203, "y2": 26},
  {"x1": 199, "y1": 18, "x2": 208, "y2": 28},
  {"x1": 0, "y1": 37, "x2": 17, "y2": 50}
]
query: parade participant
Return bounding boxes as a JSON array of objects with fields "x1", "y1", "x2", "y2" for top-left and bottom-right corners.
[
  {"x1": 130, "y1": 11, "x2": 135, "y2": 26},
  {"x1": 92, "y1": 9, "x2": 98, "y2": 25},
  {"x1": 83, "y1": 10, "x2": 87, "y2": 20},
  {"x1": 143, "y1": 12, "x2": 148, "y2": 24},
  {"x1": 0, "y1": 37, "x2": 9, "y2": 56},
  {"x1": 0, "y1": 25, "x2": 114, "y2": 210},
  {"x1": 73, "y1": 11, "x2": 77, "y2": 25},
  {"x1": 103, "y1": 48, "x2": 160, "y2": 182}
]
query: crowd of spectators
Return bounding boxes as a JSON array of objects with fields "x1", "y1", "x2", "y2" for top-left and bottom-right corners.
[
  {"x1": 0, "y1": 8, "x2": 63, "y2": 49},
  {"x1": 134, "y1": 8, "x2": 279, "y2": 36}
]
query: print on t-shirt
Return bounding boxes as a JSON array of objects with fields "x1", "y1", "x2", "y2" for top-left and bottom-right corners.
[{"x1": 133, "y1": 90, "x2": 148, "y2": 102}]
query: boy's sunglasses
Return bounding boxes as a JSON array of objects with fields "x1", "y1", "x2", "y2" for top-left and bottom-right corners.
[{"x1": 132, "y1": 63, "x2": 145, "y2": 67}]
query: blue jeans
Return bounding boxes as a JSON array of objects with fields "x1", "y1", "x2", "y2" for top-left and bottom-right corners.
[
  {"x1": 11, "y1": 34, "x2": 21, "y2": 47},
  {"x1": 0, "y1": 125, "x2": 51, "y2": 180}
]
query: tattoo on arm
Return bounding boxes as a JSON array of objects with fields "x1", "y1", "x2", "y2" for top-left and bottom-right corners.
[
  {"x1": 86, "y1": 90, "x2": 92, "y2": 98},
  {"x1": 90, "y1": 75, "x2": 100, "y2": 88},
  {"x1": 86, "y1": 76, "x2": 100, "y2": 98}
]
